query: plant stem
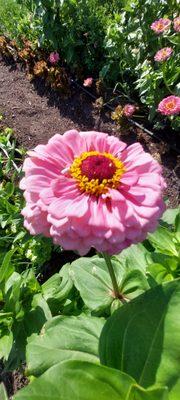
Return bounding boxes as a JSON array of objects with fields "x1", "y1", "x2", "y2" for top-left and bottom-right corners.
[
  {"x1": 102, "y1": 252, "x2": 120, "y2": 299},
  {"x1": 162, "y1": 63, "x2": 174, "y2": 95}
]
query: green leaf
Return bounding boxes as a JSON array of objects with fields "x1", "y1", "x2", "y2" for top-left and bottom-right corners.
[
  {"x1": 117, "y1": 243, "x2": 149, "y2": 273},
  {"x1": 0, "y1": 383, "x2": 8, "y2": 400},
  {"x1": 13, "y1": 360, "x2": 168, "y2": 400},
  {"x1": 160, "y1": 208, "x2": 179, "y2": 226},
  {"x1": 70, "y1": 256, "x2": 149, "y2": 313},
  {"x1": 42, "y1": 263, "x2": 73, "y2": 314},
  {"x1": 4, "y1": 181, "x2": 14, "y2": 197},
  {"x1": 148, "y1": 227, "x2": 178, "y2": 257},
  {"x1": 148, "y1": 263, "x2": 174, "y2": 284},
  {"x1": 99, "y1": 279, "x2": 180, "y2": 399},
  {"x1": 70, "y1": 256, "x2": 116, "y2": 312},
  {"x1": 26, "y1": 315, "x2": 104, "y2": 377},
  {"x1": 6, "y1": 294, "x2": 51, "y2": 371},
  {"x1": 0, "y1": 249, "x2": 15, "y2": 284}
]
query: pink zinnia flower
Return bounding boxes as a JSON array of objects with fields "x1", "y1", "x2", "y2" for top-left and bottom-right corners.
[
  {"x1": 173, "y1": 16, "x2": 180, "y2": 32},
  {"x1": 49, "y1": 52, "x2": 60, "y2": 64},
  {"x1": 154, "y1": 47, "x2": 173, "y2": 62},
  {"x1": 20, "y1": 130, "x2": 166, "y2": 255},
  {"x1": 123, "y1": 104, "x2": 136, "y2": 117},
  {"x1": 150, "y1": 18, "x2": 171, "y2": 34},
  {"x1": 158, "y1": 96, "x2": 180, "y2": 115},
  {"x1": 83, "y1": 78, "x2": 93, "y2": 87}
]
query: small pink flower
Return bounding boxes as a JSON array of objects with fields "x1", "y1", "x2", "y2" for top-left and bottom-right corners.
[
  {"x1": 154, "y1": 47, "x2": 173, "y2": 62},
  {"x1": 173, "y1": 16, "x2": 180, "y2": 32},
  {"x1": 150, "y1": 18, "x2": 171, "y2": 34},
  {"x1": 123, "y1": 104, "x2": 136, "y2": 117},
  {"x1": 20, "y1": 130, "x2": 166, "y2": 256},
  {"x1": 158, "y1": 96, "x2": 180, "y2": 115},
  {"x1": 83, "y1": 77, "x2": 93, "y2": 87},
  {"x1": 49, "y1": 52, "x2": 60, "y2": 64}
]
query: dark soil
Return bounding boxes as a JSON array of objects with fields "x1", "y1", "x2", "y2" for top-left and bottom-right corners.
[{"x1": 0, "y1": 59, "x2": 179, "y2": 398}]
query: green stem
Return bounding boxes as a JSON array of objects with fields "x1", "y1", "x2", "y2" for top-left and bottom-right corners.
[
  {"x1": 102, "y1": 252, "x2": 122, "y2": 299},
  {"x1": 162, "y1": 63, "x2": 174, "y2": 95}
]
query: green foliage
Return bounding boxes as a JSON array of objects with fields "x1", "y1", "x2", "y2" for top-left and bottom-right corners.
[
  {"x1": 14, "y1": 360, "x2": 169, "y2": 400},
  {"x1": 99, "y1": 279, "x2": 180, "y2": 399},
  {"x1": 0, "y1": 0, "x2": 41, "y2": 43},
  {"x1": 0, "y1": 124, "x2": 179, "y2": 398},
  {"x1": 26, "y1": 315, "x2": 104, "y2": 377}
]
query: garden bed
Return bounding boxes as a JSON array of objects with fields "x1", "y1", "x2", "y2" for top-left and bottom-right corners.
[
  {"x1": 0, "y1": 61, "x2": 179, "y2": 208},
  {"x1": 0, "y1": 58, "x2": 180, "y2": 398}
]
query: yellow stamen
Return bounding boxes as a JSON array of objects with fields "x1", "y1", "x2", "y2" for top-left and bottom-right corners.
[{"x1": 69, "y1": 151, "x2": 125, "y2": 196}]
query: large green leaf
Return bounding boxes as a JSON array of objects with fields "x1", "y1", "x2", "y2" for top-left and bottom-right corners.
[
  {"x1": 26, "y1": 315, "x2": 104, "y2": 377},
  {"x1": 14, "y1": 360, "x2": 168, "y2": 400},
  {"x1": 99, "y1": 279, "x2": 180, "y2": 399}
]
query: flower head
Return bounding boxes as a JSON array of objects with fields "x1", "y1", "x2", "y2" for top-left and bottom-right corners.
[
  {"x1": 158, "y1": 96, "x2": 180, "y2": 115},
  {"x1": 154, "y1": 47, "x2": 173, "y2": 62},
  {"x1": 150, "y1": 18, "x2": 171, "y2": 34},
  {"x1": 49, "y1": 52, "x2": 60, "y2": 64},
  {"x1": 83, "y1": 77, "x2": 93, "y2": 87},
  {"x1": 20, "y1": 130, "x2": 166, "y2": 255},
  {"x1": 173, "y1": 16, "x2": 180, "y2": 32},
  {"x1": 123, "y1": 104, "x2": 136, "y2": 117}
]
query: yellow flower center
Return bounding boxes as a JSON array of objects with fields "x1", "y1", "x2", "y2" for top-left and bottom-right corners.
[{"x1": 69, "y1": 151, "x2": 125, "y2": 196}]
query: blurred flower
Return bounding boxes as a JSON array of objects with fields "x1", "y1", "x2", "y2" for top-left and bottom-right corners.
[
  {"x1": 20, "y1": 130, "x2": 166, "y2": 255},
  {"x1": 123, "y1": 104, "x2": 136, "y2": 117},
  {"x1": 33, "y1": 60, "x2": 47, "y2": 77},
  {"x1": 49, "y1": 51, "x2": 60, "y2": 64},
  {"x1": 111, "y1": 105, "x2": 123, "y2": 122},
  {"x1": 154, "y1": 47, "x2": 173, "y2": 62},
  {"x1": 173, "y1": 16, "x2": 180, "y2": 32},
  {"x1": 83, "y1": 77, "x2": 93, "y2": 87},
  {"x1": 158, "y1": 96, "x2": 180, "y2": 115},
  {"x1": 150, "y1": 18, "x2": 171, "y2": 34}
]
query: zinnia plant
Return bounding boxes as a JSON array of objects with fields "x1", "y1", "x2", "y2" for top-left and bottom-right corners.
[
  {"x1": 150, "y1": 18, "x2": 171, "y2": 34},
  {"x1": 158, "y1": 95, "x2": 180, "y2": 115},
  {"x1": 20, "y1": 130, "x2": 166, "y2": 297},
  {"x1": 154, "y1": 47, "x2": 173, "y2": 62}
]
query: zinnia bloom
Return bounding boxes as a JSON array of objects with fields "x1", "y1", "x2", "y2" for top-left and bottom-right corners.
[
  {"x1": 154, "y1": 47, "x2": 173, "y2": 62},
  {"x1": 49, "y1": 52, "x2": 60, "y2": 64},
  {"x1": 83, "y1": 78, "x2": 93, "y2": 87},
  {"x1": 123, "y1": 104, "x2": 136, "y2": 117},
  {"x1": 20, "y1": 130, "x2": 166, "y2": 255},
  {"x1": 158, "y1": 96, "x2": 180, "y2": 115},
  {"x1": 150, "y1": 18, "x2": 171, "y2": 34},
  {"x1": 173, "y1": 16, "x2": 180, "y2": 32}
]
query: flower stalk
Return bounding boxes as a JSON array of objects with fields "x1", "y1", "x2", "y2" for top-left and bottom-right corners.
[{"x1": 102, "y1": 252, "x2": 122, "y2": 300}]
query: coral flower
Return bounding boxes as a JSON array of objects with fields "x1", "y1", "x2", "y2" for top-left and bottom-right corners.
[
  {"x1": 158, "y1": 96, "x2": 180, "y2": 115},
  {"x1": 154, "y1": 47, "x2": 173, "y2": 62},
  {"x1": 150, "y1": 18, "x2": 171, "y2": 34},
  {"x1": 49, "y1": 52, "x2": 60, "y2": 64},
  {"x1": 123, "y1": 104, "x2": 136, "y2": 117},
  {"x1": 83, "y1": 77, "x2": 93, "y2": 87},
  {"x1": 20, "y1": 131, "x2": 166, "y2": 255},
  {"x1": 173, "y1": 16, "x2": 180, "y2": 32}
]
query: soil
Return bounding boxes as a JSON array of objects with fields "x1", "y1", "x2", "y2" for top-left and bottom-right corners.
[{"x1": 0, "y1": 59, "x2": 179, "y2": 398}]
